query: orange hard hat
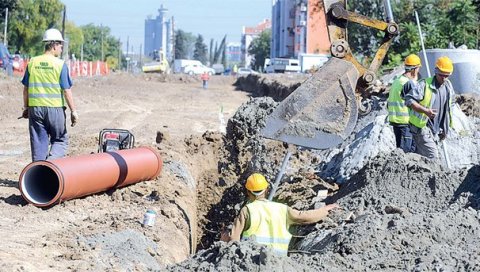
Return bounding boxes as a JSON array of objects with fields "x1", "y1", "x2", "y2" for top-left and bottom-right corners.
[
  {"x1": 404, "y1": 54, "x2": 422, "y2": 68},
  {"x1": 435, "y1": 56, "x2": 454, "y2": 74},
  {"x1": 245, "y1": 173, "x2": 269, "y2": 193}
]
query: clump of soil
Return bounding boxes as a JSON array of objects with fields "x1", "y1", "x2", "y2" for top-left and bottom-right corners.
[{"x1": 456, "y1": 93, "x2": 480, "y2": 117}]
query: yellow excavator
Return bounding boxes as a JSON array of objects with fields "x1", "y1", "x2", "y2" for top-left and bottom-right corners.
[
  {"x1": 142, "y1": 49, "x2": 169, "y2": 73},
  {"x1": 261, "y1": 0, "x2": 399, "y2": 150}
]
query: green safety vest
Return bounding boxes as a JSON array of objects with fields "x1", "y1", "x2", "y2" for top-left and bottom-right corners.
[
  {"x1": 387, "y1": 75, "x2": 410, "y2": 124},
  {"x1": 27, "y1": 54, "x2": 65, "y2": 107},
  {"x1": 409, "y1": 77, "x2": 453, "y2": 129},
  {"x1": 242, "y1": 200, "x2": 292, "y2": 255}
]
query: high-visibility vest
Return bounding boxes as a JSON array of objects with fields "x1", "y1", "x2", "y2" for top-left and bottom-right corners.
[
  {"x1": 409, "y1": 77, "x2": 453, "y2": 129},
  {"x1": 388, "y1": 75, "x2": 410, "y2": 124},
  {"x1": 242, "y1": 200, "x2": 292, "y2": 255},
  {"x1": 27, "y1": 54, "x2": 65, "y2": 107}
]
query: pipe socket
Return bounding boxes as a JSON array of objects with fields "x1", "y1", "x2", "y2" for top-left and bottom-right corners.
[{"x1": 19, "y1": 147, "x2": 162, "y2": 207}]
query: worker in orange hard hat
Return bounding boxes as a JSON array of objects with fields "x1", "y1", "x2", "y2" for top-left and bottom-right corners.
[
  {"x1": 220, "y1": 173, "x2": 339, "y2": 255},
  {"x1": 388, "y1": 54, "x2": 422, "y2": 153},
  {"x1": 404, "y1": 56, "x2": 455, "y2": 160}
]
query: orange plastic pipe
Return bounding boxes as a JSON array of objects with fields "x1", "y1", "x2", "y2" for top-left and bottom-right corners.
[{"x1": 19, "y1": 147, "x2": 162, "y2": 207}]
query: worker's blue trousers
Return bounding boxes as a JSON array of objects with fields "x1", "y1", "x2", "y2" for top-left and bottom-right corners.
[{"x1": 28, "y1": 107, "x2": 68, "y2": 161}]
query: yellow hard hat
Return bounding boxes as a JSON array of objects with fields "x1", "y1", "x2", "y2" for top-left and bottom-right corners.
[
  {"x1": 246, "y1": 173, "x2": 269, "y2": 193},
  {"x1": 404, "y1": 54, "x2": 422, "y2": 67},
  {"x1": 435, "y1": 56, "x2": 453, "y2": 74}
]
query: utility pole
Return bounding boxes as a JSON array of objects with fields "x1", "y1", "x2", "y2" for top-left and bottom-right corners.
[
  {"x1": 3, "y1": 8, "x2": 8, "y2": 46},
  {"x1": 118, "y1": 38, "x2": 121, "y2": 71},
  {"x1": 139, "y1": 44, "x2": 142, "y2": 67},
  {"x1": 126, "y1": 36, "x2": 130, "y2": 72}
]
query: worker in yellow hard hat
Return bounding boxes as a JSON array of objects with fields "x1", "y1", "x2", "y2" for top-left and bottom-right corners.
[
  {"x1": 388, "y1": 54, "x2": 422, "y2": 153},
  {"x1": 220, "y1": 173, "x2": 339, "y2": 255},
  {"x1": 404, "y1": 56, "x2": 455, "y2": 160}
]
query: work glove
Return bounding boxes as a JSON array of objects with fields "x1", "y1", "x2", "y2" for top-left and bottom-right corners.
[
  {"x1": 21, "y1": 108, "x2": 29, "y2": 119},
  {"x1": 71, "y1": 111, "x2": 79, "y2": 127}
]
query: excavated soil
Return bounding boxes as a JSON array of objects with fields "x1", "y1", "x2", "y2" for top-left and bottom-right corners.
[{"x1": 1, "y1": 71, "x2": 479, "y2": 271}]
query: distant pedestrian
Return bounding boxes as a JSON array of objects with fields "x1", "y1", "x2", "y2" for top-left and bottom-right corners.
[
  {"x1": 404, "y1": 56, "x2": 455, "y2": 160},
  {"x1": 21, "y1": 28, "x2": 78, "y2": 161},
  {"x1": 388, "y1": 54, "x2": 421, "y2": 153},
  {"x1": 201, "y1": 72, "x2": 210, "y2": 89},
  {"x1": 232, "y1": 64, "x2": 238, "y2": 76}
]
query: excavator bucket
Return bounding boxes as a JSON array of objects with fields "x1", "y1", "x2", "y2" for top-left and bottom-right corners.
[{"x1": 261, "y1": 58, "x2": 359, "y2": 149}]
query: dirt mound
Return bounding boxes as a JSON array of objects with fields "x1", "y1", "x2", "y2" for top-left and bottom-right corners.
[
  {"x1": 234, "y1": 74, "x2": 308, "y2": 101},
  {"x1": 167, "y1": 240, "x2": 307, "y2": 272},
  {"x1": 456, "y1": 93, "x2": 480, "y2": 117},
  {"x1": 291, "y1": 151, "x2": 480, "y2": 271}
]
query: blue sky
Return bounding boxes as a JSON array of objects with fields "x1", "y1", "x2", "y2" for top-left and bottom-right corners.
[{"x1": 61, "y1": 0, "x2": 271, "y2": 53}]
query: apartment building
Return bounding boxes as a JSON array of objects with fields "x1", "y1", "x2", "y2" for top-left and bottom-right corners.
[
  {"x1": 241, "y1": 19, "x2": 272, "y2": 67},
  {"x1": 271, "y1": 0, "x2": 330, "y2": 59}
]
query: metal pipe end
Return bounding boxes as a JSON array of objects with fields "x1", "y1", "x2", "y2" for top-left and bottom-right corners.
[{"x1": 19, "y1": 161, "x2": 64, "y2": 207}]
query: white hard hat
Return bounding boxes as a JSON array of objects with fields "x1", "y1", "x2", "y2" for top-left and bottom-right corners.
[{"x1": 42, "y1": 28, "x2": 64, "y2": 42}]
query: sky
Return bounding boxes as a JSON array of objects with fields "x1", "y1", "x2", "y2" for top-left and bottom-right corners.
[{"x1": 61, "y1": 0, "x2": 271, "y2": 53}]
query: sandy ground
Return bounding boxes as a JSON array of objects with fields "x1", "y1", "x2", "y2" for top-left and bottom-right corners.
[{"x1": 0, "y1": 72, "x2": 249, "y2": 271}]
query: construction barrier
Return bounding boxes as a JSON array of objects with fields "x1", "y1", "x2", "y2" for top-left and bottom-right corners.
[
  {"x1": 68, "y1": 60, "x2": 109, "y2": 77},
  {"x1": 12, "y1": 60, "x2": 109, "y2": 78}
]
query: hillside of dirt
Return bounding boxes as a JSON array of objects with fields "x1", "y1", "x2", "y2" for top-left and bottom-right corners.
[{"x1": 1, "y1": 71, "x2": 479, "y2": 271}]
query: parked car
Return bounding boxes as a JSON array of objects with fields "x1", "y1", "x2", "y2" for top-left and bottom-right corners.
[
  {"x1": 183, "y1": 63, "x2": 215, "y2": 75},
  {"x1": 0, "y1": 43, "x2": 13, "y2": 75},
  {"x1": 237, "y1": 67, "x2": 259, "y2": 76}
]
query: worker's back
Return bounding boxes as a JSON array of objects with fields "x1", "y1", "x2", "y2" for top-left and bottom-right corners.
[{"x1": 242, "y1": 200, "x2": 292, "y2": 255}]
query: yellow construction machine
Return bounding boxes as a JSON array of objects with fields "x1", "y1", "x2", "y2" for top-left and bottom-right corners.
[
  {"x1": 261, "y1": 0, "x2": 399, "y2": 150},
  {"x1": 142, "y1": 49, "x2": 169, "y2": 73}
]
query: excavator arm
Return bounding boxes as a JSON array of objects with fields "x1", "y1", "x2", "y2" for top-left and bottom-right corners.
[{"x1": 261, "y1": 0, "x2": 398, "y2": 149}]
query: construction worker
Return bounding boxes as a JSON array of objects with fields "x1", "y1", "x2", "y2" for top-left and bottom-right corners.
[
  {"x1": 220, "y1": 173, "x2": 339, "y2": 255},
  {"x1": 21, "y1": 28, "x2": 78, "y2": 161},
  {"x1": 404, "y1": 56, "x2": 455, "y2": 160},
  {"x1": 200, "y1": 71, "x2": 210, "y2": 89},
  {"x1": 387, "y1": 54, "x2": 421, "y2": 152}
]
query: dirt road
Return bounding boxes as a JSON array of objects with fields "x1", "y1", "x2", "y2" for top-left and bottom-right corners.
[{"x1": 0, "y1": 73, "x2": 249, "y2": 270}]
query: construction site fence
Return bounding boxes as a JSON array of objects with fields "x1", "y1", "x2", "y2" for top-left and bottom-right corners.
[
  {"x1": 11, "y1": 60, "x2": 110, "y2": 78},
  {"x1": 67, "y1": 60, "x2": 110, "y2": 77}
]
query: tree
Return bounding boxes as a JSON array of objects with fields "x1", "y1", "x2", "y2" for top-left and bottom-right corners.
[
  {"x1": 174, "y1": 29, "x2": 195, "y2": 59},
  {"x1": 248, "y1": 29, "x2": 271, "y2": 70},
  {"x1": 8, "y1": 0, "x2": 64, "y2": 56},
  {"x1": 65, "y1": 21, "x2": 83, "y2": 59},
  {"x1": 80, "y1": 24, "x2": 119, "y2": 62},
  {"x1": 193, "y1": 34, "x2": 208, "y2": 64}
]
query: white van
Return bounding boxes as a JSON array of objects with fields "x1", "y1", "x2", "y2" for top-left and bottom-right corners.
[
  {"x1": 265, "y1": 58, "x2": 300, "y2": 73},
  {"x1": 173, "y1": 59, "x2": 202, "y2": 74}
]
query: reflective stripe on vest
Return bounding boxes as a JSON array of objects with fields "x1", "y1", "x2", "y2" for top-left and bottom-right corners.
[
  {"x1": 242, "y1": 200, "x2": 292, "y2": 255},
  {"x1": 409, "y1": 77, "x2": 433, "y2": 128},
  {"x1": 387, "y1": 75, "x2": 410, "y2": 124},
  {"x1": 27, "y1": 54, "x2": 65, "y2": 107}
]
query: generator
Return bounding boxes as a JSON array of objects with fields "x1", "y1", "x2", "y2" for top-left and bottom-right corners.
[{"x1": 98, "y1": 129, "x2": 135, "y2": 153}]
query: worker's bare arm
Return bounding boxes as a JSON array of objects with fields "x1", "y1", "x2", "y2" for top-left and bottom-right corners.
[
  {"x1": 410, "y1": 101, "x2": 436, "y2": 119},
  {"x1": 221, "y1": 207, "x2": 248, "y2": 242},
  {"x1": 288, "y1": 204, "x2": 339, "y2": 225},
  {"x1": 63, "y1": 88, "x2": 76, "y2": 112}
]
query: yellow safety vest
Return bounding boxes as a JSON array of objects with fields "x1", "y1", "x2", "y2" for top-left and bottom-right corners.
[
  {"x1": 409, "y1": 77, "x2": 453, "y2": 129},
  {"x1": 27, "y1": 54, "x2": 65, "y2": 107},
  {"x1": 242, "y1": 200, "x2": 292, "y2": 255},
  {"x1": 388, "y1": 75, "x2": 410, "y2": 124}
]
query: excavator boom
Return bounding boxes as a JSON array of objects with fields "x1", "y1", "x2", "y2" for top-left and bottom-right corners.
[{"x1": 261, "y1": 0, "x2": 398, "y2": 149}]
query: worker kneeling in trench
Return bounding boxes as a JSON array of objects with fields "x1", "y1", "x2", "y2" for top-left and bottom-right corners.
[{"x1": 221, "y1": 173, "x2": 339, "y2": 255}]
